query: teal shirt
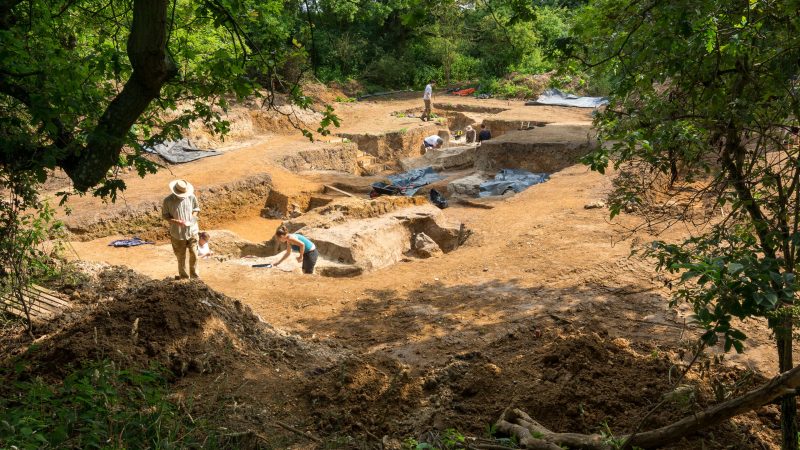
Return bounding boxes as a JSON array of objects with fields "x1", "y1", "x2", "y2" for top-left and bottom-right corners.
[{"x1": 289, "y1": 234, "x2": 315, "y2": 253}]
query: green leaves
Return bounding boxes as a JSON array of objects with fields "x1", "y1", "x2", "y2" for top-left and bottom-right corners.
[
  {"x1": 577, "y1": 0, "x2": 800, "y2": 370},
  {"x1": 0, "y1": 361, "x2": 212, "y2": 449}
]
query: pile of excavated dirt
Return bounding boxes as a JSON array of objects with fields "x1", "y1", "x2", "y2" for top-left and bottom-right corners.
[
  {"x1": 306, "y1": 322, "x2": 781, "y2": 449},
  {"x1": 0, "y1": 264, "x2": 782, "y2": 449},
  {"x1": 4, "y1": 264, "x2": 338, "y2": 381}
]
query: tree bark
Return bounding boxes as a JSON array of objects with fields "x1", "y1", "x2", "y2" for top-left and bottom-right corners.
[
  {"x1": 497, "y1": 363, "x2": 800, "y2": 449},
  {"x1": 777, "y1": 317, "x2": 798, "y2": 450},
  {"x1": 60, "y1": 0, "x2": 177, "y2": 192}
]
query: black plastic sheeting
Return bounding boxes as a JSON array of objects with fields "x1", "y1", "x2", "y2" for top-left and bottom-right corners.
[
  {"x1": 478, "y1": 169, "x2": 549, "y2": 197},
  {"x1": 143, "y1": 139, "x2": 221, "y2": 164},
  {"x1": 382, "y1": 166, "x2": 443, "y2": 196},
  {"x1": 526, "y1": 88, "x2": 608, "y2": 108}
]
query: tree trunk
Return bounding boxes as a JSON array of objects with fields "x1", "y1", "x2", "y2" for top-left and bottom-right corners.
[
  {"x1": 303, "y1": 0, "x2": 318, "y2": 77},
  {"x1": 777, "y1": 316, "x2": 798, "y2": 450},
  {"x1": 60, "y1": 0, "x2": 177, "y2": 192}
]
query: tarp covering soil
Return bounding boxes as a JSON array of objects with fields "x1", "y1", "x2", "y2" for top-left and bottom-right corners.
[
  {"x1": 526, "y1": 88, "x2": 608, "y2": 108},
  {"x1": 373, "y1": 166, "x2": 443, "y2": 196},
  {"x1": 479, "y1": 169, "x2": 549, "y2": 197},
  {"x1": 144, "y1": 138, "x2": 221, "y2": 164}
]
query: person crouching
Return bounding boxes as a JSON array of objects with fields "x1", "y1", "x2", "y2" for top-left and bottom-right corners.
[
  {"x1": 421, "y1": 134, "x2": 444, "y2": 154},
  {"x1": 274, "y1": 225, "x2": 318, "y2": 274}
]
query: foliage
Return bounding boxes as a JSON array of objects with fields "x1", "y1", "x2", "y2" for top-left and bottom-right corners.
[
  {"x1": 0, "y1": 170, "x2": 64, "y2": 333},
  {"x1": 292, "y1": 0, "x2": 574, "y2": 90},
  {"x1": 0, "y1": 361, "x2": 217, "y2": 449},
  {"x1": 573, "y1": 0, "x2": 800, "y2": 447},
  {"x1": 0, "y1": 0, "x2": 340, "y2": 198}
]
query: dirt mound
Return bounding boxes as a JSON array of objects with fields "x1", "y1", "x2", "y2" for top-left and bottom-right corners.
[
  {"x1": 498, "y1": 72, "x2": 552, "y2": 99},
  {"x1": 14, "y1": 265, "x2": 333, "y2": 380},
  {"x1": 304, "y1": 322, "x2": 779, "y2": 448}
]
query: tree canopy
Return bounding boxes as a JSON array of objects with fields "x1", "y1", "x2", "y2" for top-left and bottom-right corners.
[
  {"x1": 0, "y1": 0, "x2": 576, "y2": 197},
  {"x1": 575, "y1": 0, "x2": 800, "y2": 447},
  {"x1": 0, "y1": 0, "x2": 317, "y2": 195}
]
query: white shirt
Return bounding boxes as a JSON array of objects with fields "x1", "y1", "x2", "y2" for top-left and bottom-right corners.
[
  {"x1": 423, "y1": 84, "x2": 432, "y2": 100},
  {"x1": 424, "y1": 135, "x2": 443, "y2": 146},
  {"x1": 162, "y1": 194, "x2": 200, "y2": 240},
  {"x1": 198, "y1": 242, "x2": 211, "y2": 257}
]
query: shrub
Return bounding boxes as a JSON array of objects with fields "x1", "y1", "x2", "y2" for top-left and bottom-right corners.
[{"x1": 0, "y1": 361, "x2": 217, "y2": 449}]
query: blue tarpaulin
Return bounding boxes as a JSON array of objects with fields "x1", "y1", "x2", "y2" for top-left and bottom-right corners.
[
  {"x1": 385, "y1": 166, "x2": 443, "y2": 196},
  {"x1": 109, "y1": 237, "x2": 154, "y2": 247},
  {"x1": 526, "y1": 88, "x2": 608, "y2": 108},
  {"x1": 478, "y1": 169, "x2": 549, "y2": 197}
]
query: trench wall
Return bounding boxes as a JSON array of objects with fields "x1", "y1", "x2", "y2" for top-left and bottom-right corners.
[
  {"x1": 475, "y1": 126, "x2": 597, "y2": 173},
  {"x1": 339, "y1": 124, "x2": 442, "y2": 163},
  {"x1": 481, "y1": 119, "x2": 549, "y2": 139},
  {"x1": 277, "y1": 143, "x2": 361, "y2": 174},
  {"x1": 64, "y1": 174, "x2": 273, "y2": 242}
]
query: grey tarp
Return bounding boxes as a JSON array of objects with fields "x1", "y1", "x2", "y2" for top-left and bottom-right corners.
[
  {"x1": 526, "y1": 88, "x2": 608, "y2": 108},
  {"x1": 386, "y1": 166, "x2": 443, "y2": 196},
  {"x1": 144, "y1": 139, "x2": 221, "y2": 164},
  {"x1": 478, "y1": 169, "x2": 549, "y2": 197}
]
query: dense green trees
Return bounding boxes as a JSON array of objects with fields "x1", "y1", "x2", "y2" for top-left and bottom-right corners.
[
  {"x1": 577, "y1": 0, "x2": 800, "y2": 448},
  {"x1": 0, "y1": 0, "x2": 572, "y2": 197},
  {"x1": 289, "y1": 0, "x2": 573, "y2": 89},
  {"x1": 0, "y1": 0, "x2": 303, "y2": 194}
]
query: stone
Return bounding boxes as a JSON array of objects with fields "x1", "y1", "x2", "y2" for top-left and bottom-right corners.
[
  {"x1": 413, "y1": 232, "x2": 443, "y2": 258},
  {"x1": 584, "y1": 201, "x2": 606, "y2": 209},
  {"x1": 447, "y1": 173, "x2": 490, "y2": 197}
]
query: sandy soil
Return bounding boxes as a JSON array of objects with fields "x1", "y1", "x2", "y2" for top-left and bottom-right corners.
[{"x1": 20, "y1": 91, "x2": 795, "y2": 448}]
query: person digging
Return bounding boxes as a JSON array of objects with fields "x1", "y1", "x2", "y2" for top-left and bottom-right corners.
[
  {"x1": 162, "y1": 179, "x2": 201, "y2": 279},
  {"x1": 273, "y1": 225, "x2": 319, "y2": 274}
]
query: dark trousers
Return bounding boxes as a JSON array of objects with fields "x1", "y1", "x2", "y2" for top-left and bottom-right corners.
[{"x1": 302, "y1": 249, "x2": 319, "y2": 274}]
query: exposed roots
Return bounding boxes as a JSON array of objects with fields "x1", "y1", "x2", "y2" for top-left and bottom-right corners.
[{"x1": 497, "y1": 363, "x2": 800, "y2": 449}]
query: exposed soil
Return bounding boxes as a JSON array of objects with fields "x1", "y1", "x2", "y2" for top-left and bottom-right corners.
[{"x1": 4, "y1": 90, "x2": 796, "y2": 449}]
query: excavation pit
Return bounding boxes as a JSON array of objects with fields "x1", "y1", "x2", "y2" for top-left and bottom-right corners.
[
  {"x1": 476, "y1": 124, "x2": 597, "y2": 174},
  {"x1": 223, "y1": 197, "x2": 467, "y2": 277}
]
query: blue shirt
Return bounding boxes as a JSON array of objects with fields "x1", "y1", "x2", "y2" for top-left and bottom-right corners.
[{"x1": 289, "y1": 234, "x2": 316, "y2": 253}]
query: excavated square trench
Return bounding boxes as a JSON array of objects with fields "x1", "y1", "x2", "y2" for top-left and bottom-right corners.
[{"x1": 64, "y1": 104, "x2": 597, "y2": 278}]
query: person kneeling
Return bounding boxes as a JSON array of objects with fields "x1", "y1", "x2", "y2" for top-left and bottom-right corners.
[{"x1": 274, "y1": 225, "x2": 318, "y2": 274}]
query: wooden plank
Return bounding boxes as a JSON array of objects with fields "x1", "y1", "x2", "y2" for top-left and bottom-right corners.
[
  {"x1": 1, "y1": 284, "x2": 71, "y2": 320},
  {"x1": 1, "y1": 299, "x2": 52, "y2": 318},
  {"x1": 4, "y1": 295, "x2": 52, "y2": 313},
  {"x1": 23, "y1": 288, "x2": 71, "y2": 308},
  {"x1": 324, "y1": 184, "x2": 355, "y2": 198},
  {"x1": 18, "y1": 293, "x2": 62, "y2": 312}
]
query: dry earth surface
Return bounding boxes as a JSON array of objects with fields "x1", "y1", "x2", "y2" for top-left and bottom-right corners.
[{"x1": 2, "y1": 91, "x2": 797, "y2": 449}]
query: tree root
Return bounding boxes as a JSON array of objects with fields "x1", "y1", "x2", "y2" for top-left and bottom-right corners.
[{"x1": 496, "y1": 364, "x2": 800, "y2": 449}]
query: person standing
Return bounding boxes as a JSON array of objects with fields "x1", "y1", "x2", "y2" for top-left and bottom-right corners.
[
  {"x1": 422, "y1": 79, "x2": 435, "y2": 121},
  {"x1": 162, "y1": 179, "x2": 201, "y2": 279},
  {"x1": 478, "y1": 124, "x2": 492, "y2": 144},
  {"x1": 274, "y1": 225, "x2": 318, "y2": 274}
]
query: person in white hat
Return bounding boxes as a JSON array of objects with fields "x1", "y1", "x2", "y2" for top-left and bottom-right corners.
[
  {"x1": 162, "y1": 179, "x2": 201, "y2": 279},
  {"x1": 465, "y1": 125, "x2": 476, "y2": 144}
]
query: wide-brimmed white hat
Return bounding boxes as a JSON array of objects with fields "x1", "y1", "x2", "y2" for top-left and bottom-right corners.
[{"x1": 169, "y1": 179, "x2": 194, "y2": 197}]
